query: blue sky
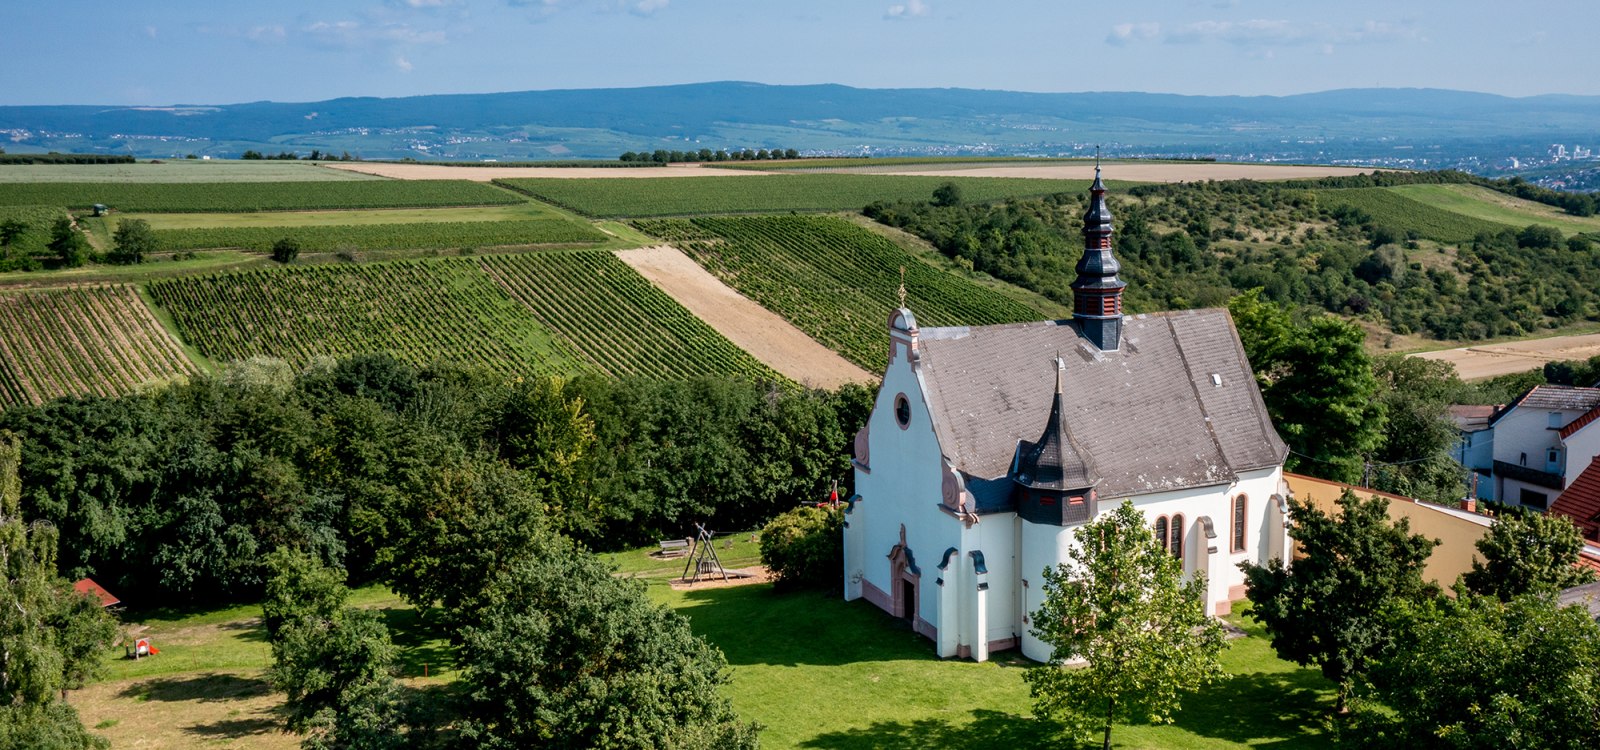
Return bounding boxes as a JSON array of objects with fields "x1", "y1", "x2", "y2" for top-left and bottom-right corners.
[{"x1": 4, "y1": 0, "x2": 1594, "y2": 105}]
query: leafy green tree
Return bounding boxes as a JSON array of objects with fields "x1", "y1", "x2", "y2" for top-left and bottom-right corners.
[
  {"x1": 46, "y1": 218, "x2": 90, "y2": 268},
  {"x1": 109, "y1": 218, "x2": 157, "y2": 265},
  {"x1": 0, "y1": 433, "x2": 114, "y2": 749},
  {"x1": 1242, "y1": 491, "x2": 1437, "y2": 712},
  {"x1": 1373, "y1": 593, "x2": 1600, "y2": 748},
  {"x1": 1462, "y1": 508, "x2": 1595, "y2": 601},
  {"x1": 1025, "y1": 501, "x2": 1226, "y2": 750},
  {"x1": 0, "y1": 218, "x2": 27, "y2": 253},
  {"x1": 263, "y1": 548, "x2": 405, "y2": 749},
  {"x1": 1368, "y1": 356, "x2": 1469, "y2": 503},
  {"x1": 931, "y1": 182, "x2": 964, "y2": 207},
  {"x1": 457, "y1": 537, "x2": 759, "y2": 750},
  {"x1": 758, "y1": 505, "x2": 842, "y2": 590},
  {"x1": 271, "y1": 237, "x2": 302, "y2": 264},
  {"x1": 1230, "y1": 291, "x2": 1386, "y2": 483}
]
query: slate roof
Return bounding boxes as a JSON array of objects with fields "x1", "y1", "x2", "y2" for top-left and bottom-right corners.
[
  {"x1": 1552, "y1": 457, "x2": 1600, "y2": 541},
  {"x1": 914, "y1": 308, "x2": 1286, "y2": 499},
  {"x1": 1447, "y1": 405, "x2": 1496, "y2": 433},
  {"x1": 1013, "y1": 359, "x2": 1099, "y2": 491}
]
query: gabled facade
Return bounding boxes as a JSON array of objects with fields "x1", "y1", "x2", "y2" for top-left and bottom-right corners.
[
  {"x1": 842, "y1": 170, "x2": 1291, "y2": 662},
  {"x1": 1456, "y1": 386, "x2": 1600, "y2": 507}
]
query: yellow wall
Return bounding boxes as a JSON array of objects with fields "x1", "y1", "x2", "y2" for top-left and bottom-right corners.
[{"x1": 1285, "y1": 473, "x2": 1490, "y2": 591}]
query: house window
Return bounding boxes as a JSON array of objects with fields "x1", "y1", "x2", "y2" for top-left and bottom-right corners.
[
  {"x1": 1550, "y1": 412, "x2": 1564, "y2": 429},
  {"x1": 1154, "y1": 516, "x2": 1169, "y2": 553},
  {"x1": 894, "y1": 394, "x2": 911, "y2": 429},
  {"x1": 1231, "y1": 495, "x2": 1247, "y2": 553},
  {"x1": 1169, "y1": 514, "x2": 1184, "y2": 559},
  {"x1": 1519, "y1": 488, "x2": 1549, "y2": 509}
]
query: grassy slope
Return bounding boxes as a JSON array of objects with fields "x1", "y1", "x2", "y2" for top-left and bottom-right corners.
[
  {"x1": 1316, "y1": 187, "x2": 1508, "y2": 243},
  {"x1": 122, "y1": 202, "x2": 573, "y2": 229},
  {"x1": 1388, "y1": 183, "x2": 1600, "y2": 236},
  {"x1": 0, "y1": 180, "x2": 521, "y2": 212}
]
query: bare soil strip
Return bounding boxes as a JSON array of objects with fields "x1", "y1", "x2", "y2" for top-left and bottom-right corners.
[
  {"x1": 829, "y1": 163, "x2": 1376, "y2": 182},
  {"x1": 615, "y1": 246, "x2": 876, "y2": 388},
  {"x1": 320, "y1": 162, "x2": 769, "y2": 181},
  {"x1": 1412, "y1": 332, "x2": 1600, "y2": 380}
]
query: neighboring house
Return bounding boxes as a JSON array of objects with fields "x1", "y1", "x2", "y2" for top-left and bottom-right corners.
[
  {"x1": 1454, "y1": 387, "x2": 1600, "y2": 508},
  {"x1": 842, "y1": 169, "x2": 1291, "y2": 663},
  {"x1": 1552, "y1": 457, "x2": 1600, "y2": 543}
]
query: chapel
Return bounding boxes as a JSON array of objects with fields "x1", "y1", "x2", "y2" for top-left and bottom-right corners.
[{"x1": 842, "y1": 167, "x2": 1293, "y2": 662}]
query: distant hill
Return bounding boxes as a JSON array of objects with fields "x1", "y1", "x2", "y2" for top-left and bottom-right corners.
[{"x1": 3, "y1": 82, "x2": 1598, "y2": 163}]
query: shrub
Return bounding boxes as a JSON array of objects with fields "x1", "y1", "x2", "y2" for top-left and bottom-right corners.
[
  {"x1": 759, "y1": 505, "x2": 843, "y2": 591},
  {"x1": 270, "y1": 237, "x2": 301, "y2": 264}
]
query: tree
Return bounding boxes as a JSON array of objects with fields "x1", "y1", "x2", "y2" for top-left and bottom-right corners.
[
  {"x1": 931, "y1": 182, "x2": 963, "y2": 207},
  {"x1": 263, "y1": 548, "x2": 405, "y2": 749},
  {"x1": 46, "y1": 218, "x2": 90, "y2": 268},
  {"x1": 271, "y1": 237, "x2": 301, "y2": 264},
  {"x1": 1462, "y1": 508, "x2": 1595, "y2": 601},
  {"x1": 1373, "y1": 593, "x2": 1600, "y2": 748},
  {"x1": 1367, "y1": 356, "x2": 1469, "y2": 503},
  {"x1": 457, "y1": 538, "x2": 759, "y2": 750},
  {"x1": 0, "y1": 433, "x2": 114, "y2": 749},
  {"x1": 109, "y1": 218, "x2": 156, "y2": 265},
  {"x1": 0, "y1": 219, "x2": 27, "y2": 253},
  {"x1": 758, "y1": 505, "x2": 842, "y2": 590},
  {"x1": 1242, "y1": 491, "x2": 1437, "y2": 712},
  {"x1": 1024, "y1": 501, "x2": 1226, "y2": 750},
  {"x1": 1230, "y1": 291, "x2": 1386, "y2": 483}
]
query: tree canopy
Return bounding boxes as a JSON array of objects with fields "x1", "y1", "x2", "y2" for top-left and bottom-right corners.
[
  {"x1": 1024, "y1": 501, "x2": 1226, "y2": 750},
  {"x1": 1242, "y1": 490, "x2": 1437, "y2": 712},
  {"x1": 1462, "y1": 508, "x2": 1595, "y2": 601}
]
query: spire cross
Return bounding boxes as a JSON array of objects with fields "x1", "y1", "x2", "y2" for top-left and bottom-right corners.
[{"x1": 897, "y1": 266, "x2": 907, "y2": 308}]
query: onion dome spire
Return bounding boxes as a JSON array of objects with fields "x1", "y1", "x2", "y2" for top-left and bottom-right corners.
[{"x1": 1072, "y1": 156, "x2": 1127, "y2": 351}]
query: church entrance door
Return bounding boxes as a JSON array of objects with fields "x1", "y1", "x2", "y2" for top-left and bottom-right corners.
[{"x1": 900, "y1": 579, "x2": 916, "y2": 622}]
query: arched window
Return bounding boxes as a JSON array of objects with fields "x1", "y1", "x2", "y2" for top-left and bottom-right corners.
[
  {"x1": 1169, "y1": 514, "x2": 1184, "y2": 559},
  {"x1": 1232, "y1": 495, "x2": 1248, "y2": 553},
  {"x1": 1154, "y1": 516, "x2": 1169, "y2": 553}
]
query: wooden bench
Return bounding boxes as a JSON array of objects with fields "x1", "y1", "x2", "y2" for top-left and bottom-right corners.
[{"x1": 657, "y1": 538, "x2": 691, "y2": 558}]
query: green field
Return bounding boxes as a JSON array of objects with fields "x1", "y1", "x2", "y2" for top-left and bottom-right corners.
[
  {"x1": 498, "y1": 174, "x2": 1103, "y2": 217},
  {"x1": 76, "y1": 546, "x2": 1334, "y2": 750},
  {"x1": 0, "y1": 285, "x2": 199, "y2": 407},
  {"x1": 0, "y1": 160, "x2": 384, "y2": 183},
  {"x1": 0, "y1": 204, "x2": 72, "y2": 257},
  {"x1": 146, "y1": 254, "x2": 782, "y2": 381},
  {"x1": 151, "y1": 218, "x2": 606, "y2": 251},
  {"x1": 0, "y1": 180, "x2": 522, "y2": 212},
  {"x1": 710, "y1": 157, "x2": 1089, "y2": 171},
  {"x1": 125, "y1": 203, "x2": 568, "y2": 229},
  {"x1": 1388, "y1": 183, "x2": 1600, "y2": 236},
  {"x1": 634, "y1": 215, "x2": 1049, "y2": 370},
  {"x1": 1317, "y1": 187, "x2": 1509, "y2": 243}
]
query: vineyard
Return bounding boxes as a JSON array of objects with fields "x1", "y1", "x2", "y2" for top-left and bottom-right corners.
[
  {"x1": 147, "y1": 260, "x2": 584, "y2": 375},
  {"x1": 0, "y1": 285, "x2": 199, "y2": 408},
  {"x1": 1317, "y1": 187, "x2": 1508, "y2": 243},
  {"x1": 496, "y1": 174, "x2": 1097, "y2": 217},
  {"x1": 0, "y1": 205, "x2": 72, "y2": 256},
  {"x1": 0, "y1": 180, "x2": 523, "y2": 212},
  {"x1": 151, "y1": 218, "x2": 606, "y2": 251},
  {"x1": 633, "y1": 215, "x2": 1045, "y2": 369},
  {"x1": 147, "y1": 254, "x2": 779, "y2": 381},
  {"x1": 481, "y1": 252, "x2": 777, "y2": 380}
]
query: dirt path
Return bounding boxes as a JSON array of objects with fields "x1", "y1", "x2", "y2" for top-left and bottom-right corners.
[
  {"x1": 828, "y1": 162, "x2": 1375, "y2": 182},
  {"x1": 1411, "y1": 332, "x2": 1600, "y2": 380},
  {"x1": 320, "y1": 162, "x2": 769, "y2": 181},
  {"x1": 615, "y1": 246, "x2": 875, "y2": 388}
]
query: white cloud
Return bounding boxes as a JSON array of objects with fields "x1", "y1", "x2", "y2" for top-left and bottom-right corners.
[
  {"x1": 245, "y1": 24, "x2": 287, "y2": 42},
  {"x1": 1107, "y1": 22, "x2": 1160, "y2": 46},
  {"x1": 301, "y1": 20, "x2": 447, "y2": 48},
  {"x1": 144, "y1": 25, "x2": 158, "y2": 39},
  {"x1": 885, "y1": 0, "x2": 929, "y2": 20},
  {"x1": 395, "y1": 55, "x2": 414, "y2": 72},
  {"x1": 508, "y1": 0, "x2": 670, "y2": 19},
  {"x1": 1109, "y1": 18, "x2": 1418, "y2": 48}
]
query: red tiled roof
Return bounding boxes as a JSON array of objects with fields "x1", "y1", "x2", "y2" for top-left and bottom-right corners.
[
  {"x1": 1560, "y1": 404, "x2": 1600, "y2": 440},
  {"x1": 72, "y1": 578, "x2": 120, "y2": 608},
  {"x1": 1552, "y1": 458, "x2": 1600, "y2": 542}
]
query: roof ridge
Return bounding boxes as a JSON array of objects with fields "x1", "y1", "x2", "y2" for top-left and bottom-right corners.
[{"x1": 1561, "y1": 403, "x2": 1600, "y2": 440}]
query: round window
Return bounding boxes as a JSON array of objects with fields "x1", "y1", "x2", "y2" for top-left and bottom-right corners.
[{"x1": 894, "y1": 393, "x2": 911, "y2": 428}]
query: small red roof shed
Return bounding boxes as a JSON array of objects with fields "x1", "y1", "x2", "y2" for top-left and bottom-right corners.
[{"x1": 72, "y1": 578, "x2": 121, "y2": 608}]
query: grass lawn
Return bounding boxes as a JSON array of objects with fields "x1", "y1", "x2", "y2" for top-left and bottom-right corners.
[
  {"x1": 119, "y1": 201, "x2": 573, "y2": 229},
  {"x1": 1388, "y1": 184, "x2": 1600, "y2": 236}
]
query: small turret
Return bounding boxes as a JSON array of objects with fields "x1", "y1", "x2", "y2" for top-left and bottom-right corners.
[
  {"x1": 1072, "y1": 162, "x2": 1127, "y2": 351},
  {"x1": 1011, "y1": 356, "x2": 1098, "y2": 526}
]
